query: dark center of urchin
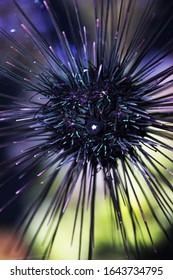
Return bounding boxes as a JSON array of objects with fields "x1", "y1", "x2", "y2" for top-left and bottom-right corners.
[
  {"x1": 40, "y1": 70, "x2": 147, "y2": 164},
  {"x1": 86, "y1": 118, "x2": 103, "y2": 135}
]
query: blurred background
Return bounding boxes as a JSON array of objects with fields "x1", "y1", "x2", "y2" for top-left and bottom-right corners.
[{"x1": 0, "y1": 0, "x2": 173, "y2": 260}]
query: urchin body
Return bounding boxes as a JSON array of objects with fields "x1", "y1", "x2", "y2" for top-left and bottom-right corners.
[{"x1": 0, "y1": 0, "x2": 173, "y2": 259}]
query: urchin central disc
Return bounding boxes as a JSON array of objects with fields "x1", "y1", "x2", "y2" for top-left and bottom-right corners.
[{"x1": 86, "y1": 119, "x2": 103, "y2": 135}]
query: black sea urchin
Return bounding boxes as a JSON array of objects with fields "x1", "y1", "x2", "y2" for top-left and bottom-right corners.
[{"x1": 0, "y1": 0, "x2": 173, "y2": 259}]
